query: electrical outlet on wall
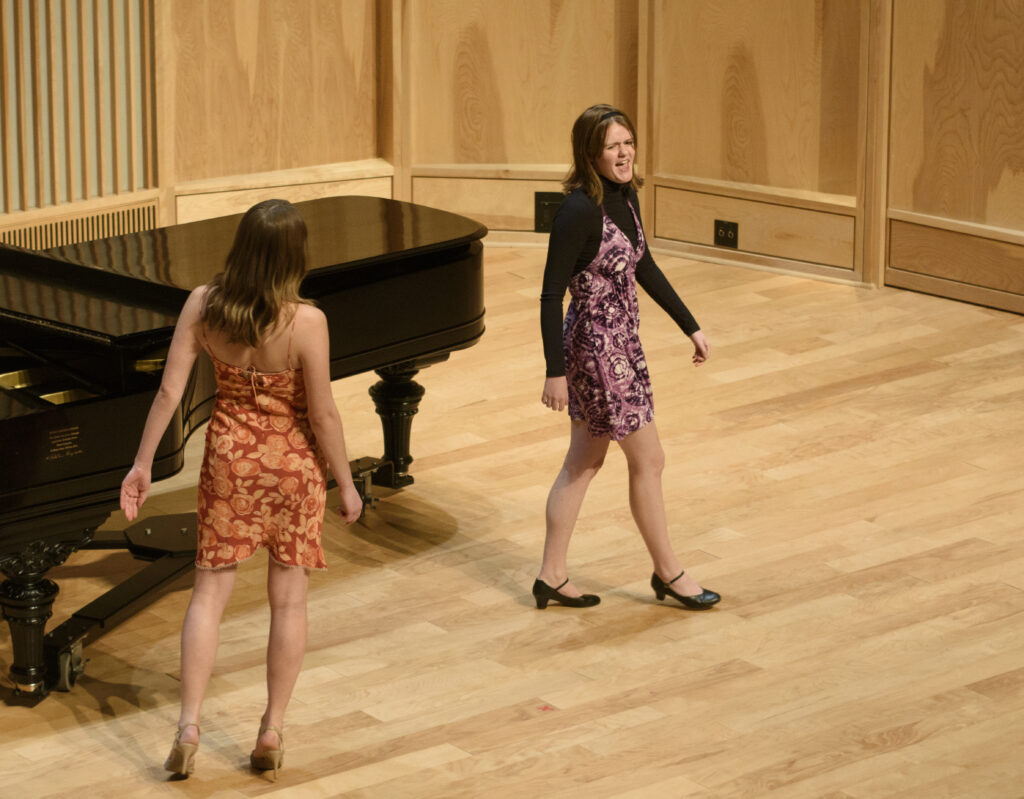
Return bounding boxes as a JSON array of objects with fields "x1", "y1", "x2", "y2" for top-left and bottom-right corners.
[
  {"x1": 535, "y1": 192, "x2": 563, "y2": 233},
  {"x1": 714, "y1": 220, "x2": 738, "y2": 248}
]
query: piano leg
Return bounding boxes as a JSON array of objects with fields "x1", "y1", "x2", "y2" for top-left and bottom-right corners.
[
  {"x1": 368, "y1": 356, "x2": 448, "y2": 489},
  {"x1": 0, "y1": 535, "x2": 88, "y2": 696}
]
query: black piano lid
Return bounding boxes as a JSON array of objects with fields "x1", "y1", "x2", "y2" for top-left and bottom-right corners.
[{"x1": 0, "y1": 196, "x2": 487, "y2": 344}]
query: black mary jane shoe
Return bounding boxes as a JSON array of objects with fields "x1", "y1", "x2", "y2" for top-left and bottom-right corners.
[
  {"x1": 651, "y1": 571, "x2": 720, "y2": 610},
  {"x1": 532, "y1": 578, "x2": 600, "y2": 609}
]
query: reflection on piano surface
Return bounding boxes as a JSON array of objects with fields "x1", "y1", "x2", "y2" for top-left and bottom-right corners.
[{"x1": 0, "y1": 196, "x2": 486, "y2": 697}]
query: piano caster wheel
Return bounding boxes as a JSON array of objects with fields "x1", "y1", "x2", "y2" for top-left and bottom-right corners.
[
  {"x1": 349, "y1": 456, "x2": 386, "y2": 518},
  {"x1": 352, "y1": 478, "x2": 378, "y2": 519},
  {"x1": 55, "y1": 644, "x2": 85, "y2": 692}
]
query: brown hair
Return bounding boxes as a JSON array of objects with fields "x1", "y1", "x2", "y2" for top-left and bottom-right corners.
[
  {"x1": 562, "y1": 104, "x2": 643, "y2": 205},
  {"x1": 201, "y1": 199, "x2": 310, "y2": 347}
]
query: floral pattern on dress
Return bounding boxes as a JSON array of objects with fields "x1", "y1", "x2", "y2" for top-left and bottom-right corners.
[
  {"x1": 563, "y1": 199, "x2": 653, "y2": 441},
  {"x1": 196, "y1": 356, "x2": 327, "y2": 570}
]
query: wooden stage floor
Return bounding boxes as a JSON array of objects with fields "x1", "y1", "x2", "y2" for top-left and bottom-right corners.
[{"x1": 2, "y1": 247, "x2": 1023, "y2": 797}]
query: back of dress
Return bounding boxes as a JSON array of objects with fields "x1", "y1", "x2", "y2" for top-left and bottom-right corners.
[{"x1": 195, "y1": 331, "x2": 328, "y2": 572}]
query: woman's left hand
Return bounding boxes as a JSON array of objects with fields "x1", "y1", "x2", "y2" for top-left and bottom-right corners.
[
  {"x1": 690, "y1": 330, "x2": 710, "y2": 365},
  {"x1": 336, "y1": 481, "x2": 364, "y2": 524}
]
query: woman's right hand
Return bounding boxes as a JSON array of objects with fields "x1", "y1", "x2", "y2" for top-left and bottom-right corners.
[
  {"x1": 336, "y1": 481, "x2": 364, "y2": 524},
  {"x1": 120, "y1": 464, "x2": 151, "y2": 522},
  {"x1": 541, "y1": 376, "x2": 568, "y2": 412}
]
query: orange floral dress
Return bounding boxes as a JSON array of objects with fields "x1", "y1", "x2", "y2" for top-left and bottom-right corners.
[{"x1": 195, "y1": 339, "x2": 328, "y2": 571}]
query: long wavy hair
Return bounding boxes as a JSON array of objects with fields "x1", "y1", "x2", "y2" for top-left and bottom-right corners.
[
  {"x1": 201, "y1": 199, "x2": 311, "y2": 347},
  {"x1": 563, "y1": 104, "x2": 643, "y2": 206}
]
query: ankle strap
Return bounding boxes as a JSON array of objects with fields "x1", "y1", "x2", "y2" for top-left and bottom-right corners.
[
  {"x1": 555, "y1": 578, "x2": 570, "y2": 591},
  {"x1": 259, "y1": 724, "x2": 284, "y2": 742},
  {"x1": 174, "y1": 722, "x2": 200, "y2": 741},
  {"x1": 668, "y1": 570, "x2": 685, "y2": 585}
]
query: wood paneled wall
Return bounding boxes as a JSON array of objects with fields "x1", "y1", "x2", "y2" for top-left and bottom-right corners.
[
  {"x1": 2, "y1": 0, "x2": 1023, "y2": 314},
  {"x1": 406, "y1": 0, "x2": 635, "y2": 165},
  {"x1": 652, "y1": 0, "x2": 862, "y2": 196},
  {"x1": 646, "y1": 0, "x2": 866, "y2": 279},
  {"x1": 403, "y1": 0, "x2": 637, "y2": 231},
  {"x1": 886, "y1": 0, "x2": 1024, "y2": 312},
  {"x1": 163, "y1": 0, "x2": 377, "y2": 182},
  {"x1": 889, "y1": 0, "x2": 1024, "y2": 228},
  {"x1": 154, "y1": 0, "x2": 382, "y2": 225}
]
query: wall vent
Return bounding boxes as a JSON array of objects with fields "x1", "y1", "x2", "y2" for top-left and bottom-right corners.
[{"x1": 0, "y1": 202, "x2": 159, "y2": 251}]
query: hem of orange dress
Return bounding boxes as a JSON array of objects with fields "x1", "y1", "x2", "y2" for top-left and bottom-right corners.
[{"x1": 195, "y1": 544, "x2": 326, "y2": 572}]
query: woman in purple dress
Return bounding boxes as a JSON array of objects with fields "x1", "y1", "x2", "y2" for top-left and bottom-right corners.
[{"x1": 534, "y1": 105, "x2": 720, "y2": 611}]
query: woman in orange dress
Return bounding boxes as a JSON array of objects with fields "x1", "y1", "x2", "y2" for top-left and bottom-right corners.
[{"x1": 120, "y1": 199, "x2": 363, "y2": 779}]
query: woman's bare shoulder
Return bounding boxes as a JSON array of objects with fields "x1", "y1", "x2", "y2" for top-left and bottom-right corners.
[
  {"x1": 292, "y1": 302, "x2": 327, "y2": 327},
  {"x1": 180, "y1": 284, "x2": 211, "y2": 321},
  {"x1": 186, "y1": 283, "x2": 214, "y2": 313},
  {"x1": 291, "y1": 303, "x2": 328, "y2": 350}
]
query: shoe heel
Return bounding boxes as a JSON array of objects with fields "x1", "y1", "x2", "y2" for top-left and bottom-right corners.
[
  {"x1": 654, "y1": 588, "x2": 665, "y2": 600},
  {"x1": 535, "y1": 595, "x2": 549, "y2": 609},
  {"x1": 165, "y1": 742, "x2": 197, "y2": 775},
  {"x1": 165, "y1": 722, "x2": 200, "y2": 776},
  {"x1": 251, "y1": 724, "x2": 284, "y2": 781},
  {"x1": 251, "y1": 750, "x2": 283, "y2": 781}
]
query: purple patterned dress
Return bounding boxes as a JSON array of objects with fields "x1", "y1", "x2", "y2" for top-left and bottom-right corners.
[{"x1": 563, "y1": 200, "x2": 653, "y2": 441}]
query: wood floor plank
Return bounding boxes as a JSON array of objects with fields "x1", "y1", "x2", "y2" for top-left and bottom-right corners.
[{"x1": 2, "y1": 247, "x2": 1022, "y2": 797}]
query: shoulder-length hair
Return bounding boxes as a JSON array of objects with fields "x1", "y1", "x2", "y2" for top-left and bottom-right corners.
[
  {"x1": 562, "y1": 104, "x2": 643, "y2": 206},
  {"x1": 201, "y1": 199, "x2": 311, "y2": 347}
]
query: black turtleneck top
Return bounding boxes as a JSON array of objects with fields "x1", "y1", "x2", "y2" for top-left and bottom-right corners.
[{"x1": 539, "y1": 178, "x2": 700, "y2": 377}]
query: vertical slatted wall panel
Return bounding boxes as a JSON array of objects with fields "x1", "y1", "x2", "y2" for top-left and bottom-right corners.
[
  {"x1": 0, "y1": 4, "x2": 11, "y2": 211},
  {"x1": 139, "y1": 0, "x2": 152, "y2": 186},
  {"x1": 0, "y1": 0, "x2": 155, "y2": 214}
]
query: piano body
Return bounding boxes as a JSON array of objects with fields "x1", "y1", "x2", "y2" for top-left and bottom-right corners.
[{"x1": 0, "y1": 196, "x2": 486, "y2": 697}]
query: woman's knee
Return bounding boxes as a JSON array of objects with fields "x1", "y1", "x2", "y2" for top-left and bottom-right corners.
[
  {"x1": 267, "y1": 563, "x2": 309, "y2": 612},
  {"x1": 625, "y1": 442, "x2": 665, "y2": 476},
  {"x1": 191, "y1": 566, "x2": 237, "y2": 606},
  {"x1": 564, "y1": 449, "x2": 606, "y2": 481}
]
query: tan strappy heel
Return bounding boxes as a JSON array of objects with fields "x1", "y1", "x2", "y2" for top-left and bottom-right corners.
[
  {"x1": 250, "y1": 725, "x2": 284, "y2": 780},
  {"x1": 164, "y1": 722, "x2": 200, "y2": 776}
]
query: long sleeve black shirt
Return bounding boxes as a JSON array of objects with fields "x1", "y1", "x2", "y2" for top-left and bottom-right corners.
[{"x1": 539, "y1": 178, "x2": 700, "y2": 377}]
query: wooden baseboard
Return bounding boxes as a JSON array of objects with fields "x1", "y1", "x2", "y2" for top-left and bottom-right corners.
[
  {"x1": 172, "y1": 160, "x2": 395, "y2": 224},
  {"x1": 649, "y1": 237, "x2": 864, "y2": 285},
  {"x1": 654, "y1": 186, "x2": 856, "y2": 270},
  {"x1": 888, "y1": 220, "x2": 1024, "y2": 301}
]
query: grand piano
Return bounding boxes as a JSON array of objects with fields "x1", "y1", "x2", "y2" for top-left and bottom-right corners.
[{"x1": 0, "y1": 195, "x2": 486, "y2": 697}]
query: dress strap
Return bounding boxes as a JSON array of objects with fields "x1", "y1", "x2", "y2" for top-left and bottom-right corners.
[
  {"x1": 627, "y1": 199, "x2": 646, "y2": 256},
  {"x1": 285, "y1": 315, "x2": 297, "y2": 370}
]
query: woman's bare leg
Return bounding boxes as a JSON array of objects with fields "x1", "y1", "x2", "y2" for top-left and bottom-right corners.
[
  {"x1": 177, "y1": 566, "x2": 238, "y2": 743},
  {"x1": 617, "y1": 422, "x2": 703, "y2": 596},
  {"x1": 538, "y1": 421, "x2": 610, "y2": 596},
  {"x1": 254, "y1": 562, "x2": 309, "y2": 755}
]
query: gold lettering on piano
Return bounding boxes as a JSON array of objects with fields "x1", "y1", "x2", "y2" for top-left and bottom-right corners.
[{"x1": 46, "y1": 426, "x2": 85, "y2": 461}]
